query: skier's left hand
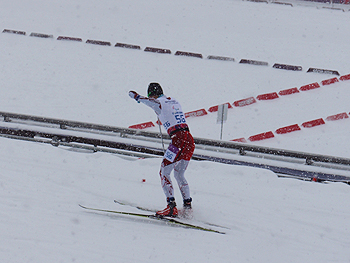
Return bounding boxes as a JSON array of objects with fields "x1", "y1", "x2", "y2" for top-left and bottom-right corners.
[{"x1": 129, "y1": 91, "x2": 140, "y2": 102}]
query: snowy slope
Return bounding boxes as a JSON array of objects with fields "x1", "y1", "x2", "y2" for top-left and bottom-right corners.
[
  {"x1": 2, "y1": 138, "x2": 350, "y2": 263},
  {"x1": 1, "y1": 0, "x2": 350, "y2": 262}
]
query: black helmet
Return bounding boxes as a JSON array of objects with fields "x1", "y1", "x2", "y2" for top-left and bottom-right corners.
[{"x1": 147, "y1": 83, "x2": 163, "y2": 98}]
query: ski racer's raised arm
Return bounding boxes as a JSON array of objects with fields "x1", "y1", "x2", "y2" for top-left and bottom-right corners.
[{"x1": 128, "y1": 90, "x2": 161, "y2": 115}]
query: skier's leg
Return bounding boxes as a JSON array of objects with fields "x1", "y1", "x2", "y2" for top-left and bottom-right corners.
[
  {"x1": 159, "y1": 161, "x2": 175, "y2": 199},
  {"x1": 173, "y1": 160, "x2": 191, "y2": 200},
  {"x1": 157, "y1": 161, "x2": 178, "y2": 217}
]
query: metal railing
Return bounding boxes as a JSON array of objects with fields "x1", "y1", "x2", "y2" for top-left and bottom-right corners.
[{"x1": 0, "y1": 111, "x2": 349, "y2": 182}]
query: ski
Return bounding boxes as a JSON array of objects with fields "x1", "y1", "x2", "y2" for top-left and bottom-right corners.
[
  {"x1": 79, "y1": 204, "x2": 225, "y2": 234},
  {"x1": 113, "y1": 199, "x2": 230, "y2": 230},
  {"x1": 114, "y1": 200, "x2": 154, "y2": 212}
]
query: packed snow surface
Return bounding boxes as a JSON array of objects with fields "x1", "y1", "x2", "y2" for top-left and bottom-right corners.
[{"x1": 1, "y1": 0, "x2": 350, "y2": 262}]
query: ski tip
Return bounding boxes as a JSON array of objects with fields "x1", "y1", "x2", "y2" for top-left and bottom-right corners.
[
  {"x1": 79, "y1": 204, "x2": 90, "y2": 210},
  {"x1": 114, "y1": 200, "x2": 126, "y2": 206}
]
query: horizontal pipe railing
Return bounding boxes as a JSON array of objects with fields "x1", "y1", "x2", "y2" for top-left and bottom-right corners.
[
  {"x1": 1, "y1": 111, "x2": 350, "y2": 167},
  {"x1": 0, "y1": 125, "x2": 349, "y2": 183}
]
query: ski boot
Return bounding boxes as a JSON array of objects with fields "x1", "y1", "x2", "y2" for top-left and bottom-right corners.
[
  {"x1": 182, "y1": 197, "x2": 193, "y2": 219},
  {"x1": 183, "y1": 197, "x2": 192, "y2": 209},
  {"x1": 156, "y1": 197, "x2": 178, "y2": 218}
]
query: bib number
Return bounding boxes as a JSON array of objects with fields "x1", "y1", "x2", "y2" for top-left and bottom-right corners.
[
  {"x1": 164, "y1": 144, "x2": 179, "y2": 162},
  {"x1": 175, "y1": 114, "x2": 186, "y2": 124}
]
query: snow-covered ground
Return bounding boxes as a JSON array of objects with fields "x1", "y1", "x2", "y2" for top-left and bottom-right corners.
[{"x1": 1, "y1": 0, "x2": 350, "y2": 262}]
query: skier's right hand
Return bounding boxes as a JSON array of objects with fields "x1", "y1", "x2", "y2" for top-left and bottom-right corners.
[{"x1": 129, "y1": 91, "x2": 140, "y2": 102}]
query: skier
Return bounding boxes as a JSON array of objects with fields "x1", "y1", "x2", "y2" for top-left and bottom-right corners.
[{"x1": 128, "y1": 83, "x2": 195, "y2": 217}]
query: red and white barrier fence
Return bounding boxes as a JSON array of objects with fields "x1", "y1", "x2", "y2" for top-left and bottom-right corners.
[{"x1": 129, "y1": 73, "x2": 350, "y2": 145}]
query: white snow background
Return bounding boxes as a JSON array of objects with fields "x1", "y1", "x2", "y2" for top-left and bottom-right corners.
[{"x1": 1, "y1": 0, "x2": 350, "y2": 262}]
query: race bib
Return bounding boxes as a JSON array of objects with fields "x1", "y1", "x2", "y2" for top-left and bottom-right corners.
[{"x1": 164, "y1": 144, "x2": 179, "y2": 162}]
